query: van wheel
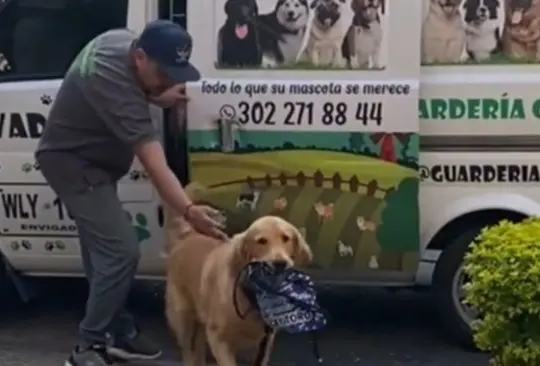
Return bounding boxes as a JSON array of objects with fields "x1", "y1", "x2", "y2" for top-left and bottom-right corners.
[
  {"x1": 432, "y1": 227, "x2": 481, "y2": 349},
  {"x1": 0, "y1": 256, "x2": 19, "y2": 312}
]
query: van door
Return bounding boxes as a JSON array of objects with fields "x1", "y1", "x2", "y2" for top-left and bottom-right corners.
[
  {"x1": 0, "y1": 0, "x2": 159, "y2": 276},
  {"x1": 185, "y1": 0, "x2": 422, "y2": 283}
]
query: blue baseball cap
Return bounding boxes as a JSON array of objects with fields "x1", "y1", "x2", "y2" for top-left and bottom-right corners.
[{"x1": 136, "y1": 20, "x2": 200, "y2": 83}]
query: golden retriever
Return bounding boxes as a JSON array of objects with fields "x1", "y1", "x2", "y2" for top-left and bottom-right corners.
[
  {"x1": 422, "y1": 0, "x2": 466, "y2": 64},
  {"x1": 165, "y1": 212, "x2": 313, "y2": 366}
]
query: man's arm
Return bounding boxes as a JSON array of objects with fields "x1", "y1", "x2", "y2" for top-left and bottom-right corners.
[
  {"x1": 134, "y1": 140, "x2": 193, "y2": 216},
  {"x1": 80, "y1": 53, "x2": 193, "y2": 216}
]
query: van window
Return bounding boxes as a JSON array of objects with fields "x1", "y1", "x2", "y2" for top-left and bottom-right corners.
[
  {"x1": 159, "y1": 0, "x2": 187, "y2": 27},
  {"x1": 0, "y1": 0, "x2": 128, "y2": 82}
]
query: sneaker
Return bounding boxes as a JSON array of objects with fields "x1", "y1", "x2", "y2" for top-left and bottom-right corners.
[
  {"x1": 65, "y1": 344, "x2": 117, "y2": 366},
  {"x1": 107, "y1": 331, "x2": 162, "y2": 360}
]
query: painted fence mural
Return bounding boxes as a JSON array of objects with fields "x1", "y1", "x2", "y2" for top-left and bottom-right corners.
[{"x1": 187, "y1": 135, "x2": 419, "y2": 273}]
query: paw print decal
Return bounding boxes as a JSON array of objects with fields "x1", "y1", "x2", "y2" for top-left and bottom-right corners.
[
  {"x1": 21, "y1": 162, "x2": 39, "y2": 173},
  {"x1": 21, "y1": 162, "x2": 33, "y2": 173},
  {"x1": 40, "y1": 94, "x2": 53, "y2": 106},
  {"x1": 129, "y1": 170, "x2": 149, "y2": 181},
  {"x1": 21, "y1": 240, "x2": 32, "y2": 250},
  {"x1": 44, "y1": 241, "x2": 54, "y2": 251},
  {"x1": 125, "y1": 211, "x2": 151, "y2": 243}
]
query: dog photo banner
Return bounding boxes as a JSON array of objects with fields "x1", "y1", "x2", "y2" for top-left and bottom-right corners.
[
  {"x1": 422, "y1": 0, "x2": 540, "y2": 65},
  {"x1": 212, "y1": 0, "x2": 389, "y2": 70}
]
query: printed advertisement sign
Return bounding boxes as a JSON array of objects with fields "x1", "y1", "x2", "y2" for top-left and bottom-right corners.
[
  {"x1": 421, "y1": 0, "x2": 540, "y2": 65},
  {"x1": 186, "y1": 1, "x2": 422, "y2": 274},
  {"x1": 191, "y1": 79, "x2": 416, "y2": 133},
  {"x1": 420, "y1": 78, "x2": 540, "y2": 136},
  {"x1": 190, "y1": 0, "x2": 422, "y2": 77}
]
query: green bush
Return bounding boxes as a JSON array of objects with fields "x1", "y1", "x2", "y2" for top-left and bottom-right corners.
[{"x1": 464, "y1": 218, "x2": 540, "y2": 366}]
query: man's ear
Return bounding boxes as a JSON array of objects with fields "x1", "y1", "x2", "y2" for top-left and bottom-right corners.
[{"x1": 293, "y1": 227, "x2": 313, "y2": 267}]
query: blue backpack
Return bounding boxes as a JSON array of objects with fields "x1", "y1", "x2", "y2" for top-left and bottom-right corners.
[{"x1": 235, "y1": 261, "x2": 328, "y2": 364}]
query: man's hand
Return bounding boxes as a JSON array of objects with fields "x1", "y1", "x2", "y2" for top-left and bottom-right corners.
[
  {"x1": 185, "y1": 204, "x2": 228, "y2": 240},
  {"x1": 150, "y1": 84, "x2": 189, "y2": 108}
]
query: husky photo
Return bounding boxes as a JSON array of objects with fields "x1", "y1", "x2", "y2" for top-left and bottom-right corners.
[
  {"x1": 422, "y1": 0, "x2": 540, "y2": 64},
  {"x1": 214, "y1": 0, "x2": 388, "y2": 69}
]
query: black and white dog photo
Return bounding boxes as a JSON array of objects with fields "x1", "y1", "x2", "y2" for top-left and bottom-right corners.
[
  {"x1": 217, "y1": 0, "x2": 263, "y2": 67},
  {"x1": 463, "y1": 0, "x2": 502, "y2": 61},
  {"x1": 258, "y1": 0, "x2": 310, "y2": 66}
]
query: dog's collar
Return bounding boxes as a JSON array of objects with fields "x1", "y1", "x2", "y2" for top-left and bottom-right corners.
[{"x1": 353, "y1": 13, "x2": 372, "y2": 28}]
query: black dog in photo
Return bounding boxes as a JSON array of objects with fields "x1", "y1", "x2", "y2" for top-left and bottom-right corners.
[
  {"x1": 217, "y1": 0, "x2": 263, "y2": 67},
  {"x1": 463, "y1": 0, "x2": 502, "y2": 61}
]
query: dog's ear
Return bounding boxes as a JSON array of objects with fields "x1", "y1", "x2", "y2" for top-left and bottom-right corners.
[
  {"x1": 380, "y1": 0, "x2": 385, "y2": 14},
  {"x1": 350, "y1": 0, "x2": 359, "y2": 12},
  {"x1": 231, "y1": 232, "x2": 252, "y2": 267},
  {"x1": 292, "y1": 226, "x2": 313, "y2": 267},
  {"x1": 463, "y1": 0, "x2": 475, "y2": 22},
  {"x1": 310, "y1": 0, "x2": 318, "y2": 9},
  {"x1": 224, "y1": 0, "x2": 234, "y2": 17}
]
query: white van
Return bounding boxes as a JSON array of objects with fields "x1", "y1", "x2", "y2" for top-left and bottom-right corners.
[{"x1": 1, "y1": 0, "x2": 538, "y2": 348}]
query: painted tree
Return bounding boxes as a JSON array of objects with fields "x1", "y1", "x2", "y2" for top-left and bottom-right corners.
[
  {"x1": 377, "y1": 178, "x2": 419, "y2": 252},
  {"x1": 348, "y1": 133, "x2": 365, "y2": 152},
  {"x1": 370, "y1": 133, "x2": 412, "y2": 162}
]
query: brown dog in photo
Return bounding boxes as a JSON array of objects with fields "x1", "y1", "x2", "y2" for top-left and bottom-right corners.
[
  {"x1": 502, "y1": 0, "x2": 540, "y2": 60},
  {"x1": 422, "y1": 0, "x2": 466, "y2": 64},
  {"x1": 342, "y1": 0, "x2": 385, "y2": 69},
  {"x1": 165, "y1": 210, "x2": 313, "y2": 366}
]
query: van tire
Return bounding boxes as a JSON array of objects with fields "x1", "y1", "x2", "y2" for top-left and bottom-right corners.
[
  {"x1": 432, "y1": 227, "x2": 480, "y2": 350},
  {"x1": 0, "y1": 255, "x2": 19, "y2": 313}
]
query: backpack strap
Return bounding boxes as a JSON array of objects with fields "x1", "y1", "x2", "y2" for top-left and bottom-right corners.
[{"x1": 254, "y1": 325, "x2": 276, "y2": 366}]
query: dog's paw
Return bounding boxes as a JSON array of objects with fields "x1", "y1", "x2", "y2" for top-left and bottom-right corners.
[
  {"x1": 261, "y1": 55, "x2": 277, "y2": 68},
  {"x1": 333, "y1": 57, "x2": 346, "y2": 68},
  {"x1": 349, "y1": 56, "x2": 360, "y2": 69}
]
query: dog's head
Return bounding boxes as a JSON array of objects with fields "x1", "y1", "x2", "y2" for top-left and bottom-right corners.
[
  {"x1": 351, "y1": 0, "x2": 385, "y2": 22},
  {"x1": 506, "y1": 0, "x2": 534, "y2": 24},
  {"x1": 233, "y1": 216, "x2": 313, "y2": 271},
  {"x1": 431, "y1": 0, "x2": 463, "y2": 17},
  {"x1": 224, "y1": 0, "x2": 259, "y2": 38},
  {"x1": 310, "y1": 0, "x2": 346, "y2": 29},
  {"x1": 276, "y1": 0, "x2": 310, "y2": 32},
  {"x1": 464, "y1": 0, "x2": 500, "y2": 22}
]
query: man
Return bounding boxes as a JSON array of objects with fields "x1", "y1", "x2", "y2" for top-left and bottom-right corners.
[{"x1": 35, "y1": 20, "x2": 225, "y2": 366}]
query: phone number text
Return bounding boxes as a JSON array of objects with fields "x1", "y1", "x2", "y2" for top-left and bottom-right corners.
[{"x1": 235, "y1": 101, "x2": 383, "y2": 126}]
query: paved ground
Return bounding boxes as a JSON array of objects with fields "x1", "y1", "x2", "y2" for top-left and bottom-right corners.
[{"x1": 0, "y1": 279, "x2": 489, "y2": 366}]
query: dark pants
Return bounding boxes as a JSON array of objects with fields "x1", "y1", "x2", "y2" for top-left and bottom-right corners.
[{"x1": 58, "y1": 184, "x2": 140, "y2": 345}]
